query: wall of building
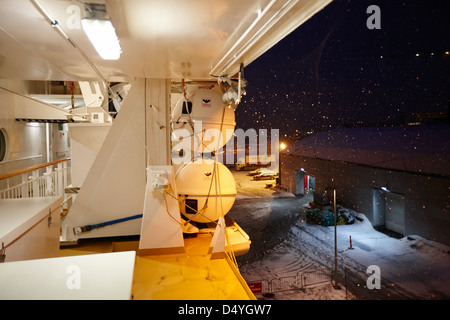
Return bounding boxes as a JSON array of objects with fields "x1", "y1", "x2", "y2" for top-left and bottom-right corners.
[
  {"x1": 281, "y1": 153, "x2": 450, "y2": 246},
  {"x1": 0, "y1": 86, "x2": 70, "y2": 177}
]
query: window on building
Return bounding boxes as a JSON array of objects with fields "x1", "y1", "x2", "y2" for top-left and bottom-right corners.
[{"x1": 0, "y1": 128, "x2": 7, "y2": 162}]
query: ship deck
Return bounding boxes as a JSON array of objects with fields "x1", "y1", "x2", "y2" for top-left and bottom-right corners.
[{"x1": 60, "y1": 233, "x2": 255, "y2": 300}]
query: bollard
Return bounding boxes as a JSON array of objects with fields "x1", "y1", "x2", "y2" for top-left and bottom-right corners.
[{"x1": 348, "y1": 235, "x2": 354, "y2": 250}]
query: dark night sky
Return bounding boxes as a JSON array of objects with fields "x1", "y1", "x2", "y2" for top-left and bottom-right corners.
[{"x1": 236, "y1": 0, "x2": 450, "y2": 140}]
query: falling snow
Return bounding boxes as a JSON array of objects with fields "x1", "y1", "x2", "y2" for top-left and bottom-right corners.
[{"x1": 236, "y1": 0, "x2": 449, "y2": 140}]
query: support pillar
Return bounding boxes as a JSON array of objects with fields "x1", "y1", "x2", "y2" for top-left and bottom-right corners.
[{"x1": 138, "y1": 166, "x2": 184, "y2": 255}]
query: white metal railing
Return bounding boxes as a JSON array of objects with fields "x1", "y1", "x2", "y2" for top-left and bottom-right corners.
[
  {"x1": 0, "y1": 158, "x2": 71, "y2": 207},
  {"x1": 248, "y1": 267, "x2": 333, "y2": 295}
]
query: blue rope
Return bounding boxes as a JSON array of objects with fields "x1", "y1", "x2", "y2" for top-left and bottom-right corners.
[{"x1": 83, "y1": 214, "x2": 143, "y2": 232}]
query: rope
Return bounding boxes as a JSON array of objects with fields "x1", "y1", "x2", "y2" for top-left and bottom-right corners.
[
  {"x1": 162, "y1": 186, "x2": 183, "y2": 226},
  {"x1": 74, "y1": 213, "x2": 143, "y2": 234}
]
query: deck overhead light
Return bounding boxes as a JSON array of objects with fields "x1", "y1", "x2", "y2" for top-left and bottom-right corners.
[{"x1": 81, "y1": 18, "x2": 122, "y2": 60}]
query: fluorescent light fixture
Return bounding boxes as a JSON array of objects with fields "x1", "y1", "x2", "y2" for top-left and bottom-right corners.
[
  {"x1": 381, "y1": 186, "x2": 389, "y2": 192},
  {"x1": 81, "y1": 18, "x2": 122, "y2": 60}
]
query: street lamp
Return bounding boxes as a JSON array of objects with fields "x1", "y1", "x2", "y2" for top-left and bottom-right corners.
[{"x1": 277, "y1": 142, "x2": 287, "y2": 187}]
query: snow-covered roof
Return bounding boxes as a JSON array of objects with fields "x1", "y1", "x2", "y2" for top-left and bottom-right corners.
[{"x1": 286, "y1": 125, "x2": 450, "y2": 177}]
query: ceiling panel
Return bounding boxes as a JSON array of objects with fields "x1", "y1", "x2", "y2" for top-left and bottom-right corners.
[{"x1": 0, "y1": 0, "x2": 332, "y2": 82}]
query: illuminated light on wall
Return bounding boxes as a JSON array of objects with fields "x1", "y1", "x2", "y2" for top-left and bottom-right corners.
[{"x1": 81, "y1": 19, "x2": 122, "y2": 60}]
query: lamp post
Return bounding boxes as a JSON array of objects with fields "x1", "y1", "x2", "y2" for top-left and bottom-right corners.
[
  {"x1": 326, "y1": 187, "x2": 338, "y2": 289},
  {"x1": 277, "y1": 142, "x2": 287, "y2": 186},
  {"x1": 333, "y1": 188, "x2": 338, "y2": 289}
]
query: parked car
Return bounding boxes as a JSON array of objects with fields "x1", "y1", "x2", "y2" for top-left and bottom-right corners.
[
  {"x1": 249, "y1": 167, "x2": 275, "y2": 176},
  {"x1": 252, "y1": 168, "x2": 278, "y2": 180}
]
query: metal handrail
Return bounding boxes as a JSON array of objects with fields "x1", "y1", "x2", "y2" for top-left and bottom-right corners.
[
  {"x1": 0, "y1": 158, "x2": 71, "y2": 207},
  {"x1": 0, "y1": 158, "x2": 70, "y2": 180}
]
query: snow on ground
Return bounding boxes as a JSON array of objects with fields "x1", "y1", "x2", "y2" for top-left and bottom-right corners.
[{"x1": 229, "y1": 169, "x2": 450, "y2": 300}]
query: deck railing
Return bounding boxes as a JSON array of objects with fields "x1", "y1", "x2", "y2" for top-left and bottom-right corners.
[{"x1": 0, "y1": 158, "x2": 71, "y2": 207}]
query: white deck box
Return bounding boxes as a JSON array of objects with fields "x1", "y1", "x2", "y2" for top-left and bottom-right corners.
[{"x1": 0, "y1": 197, "x2": 62, "y2": 262}]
